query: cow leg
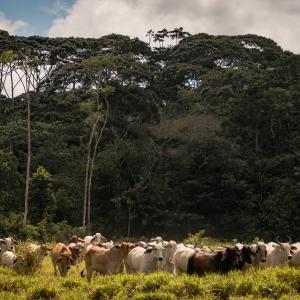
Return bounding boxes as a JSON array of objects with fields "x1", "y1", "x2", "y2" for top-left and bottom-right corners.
[
  {"x1": 53, "y1": 263, "x2": 58, "y2": 276},
  {"x1": 51, "y1": 258, "x2": 58, "y2": 276},
  {"x1": 87, "y1": 268, "x2": 93, "y2": 282},
  {"x1": 174, "y1": 265, "x2": 183, "y2": 275}
]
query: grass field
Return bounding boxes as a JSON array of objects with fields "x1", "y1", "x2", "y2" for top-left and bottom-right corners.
[{"x1": 2, "y1": 255, "x2": 300, "y2": 300}]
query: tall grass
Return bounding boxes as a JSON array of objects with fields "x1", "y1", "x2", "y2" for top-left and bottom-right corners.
[{"x1": 2, "y1": 256, "x2": 300, "y2": 299}]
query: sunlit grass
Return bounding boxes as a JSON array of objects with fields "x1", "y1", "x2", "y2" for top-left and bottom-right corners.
[{"x1": 2, "y1": 255, "x2": 300, "y2": 299}]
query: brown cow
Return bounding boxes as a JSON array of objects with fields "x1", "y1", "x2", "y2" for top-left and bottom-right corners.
[
  {"x1": 187, "y1": 247, "x2": 242, "y2": 276},
  {"x1": 83, "y1": 242, "x2": 131, "y2": 282},
  {"x1": 51, "y1": 243, "x2": 74, "y2": 276},
  {"x1": 69, "y1": 235, "x2": 85, "y2": 244}
]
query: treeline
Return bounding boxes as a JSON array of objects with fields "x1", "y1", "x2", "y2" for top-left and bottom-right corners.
[{"x1": 0, "y1": 29, "x2": 300, "y2": 241}]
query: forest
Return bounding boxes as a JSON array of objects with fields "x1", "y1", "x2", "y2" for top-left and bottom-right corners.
[{"x1": 0, "y1": 29, "x2": 299, "y2": 241}]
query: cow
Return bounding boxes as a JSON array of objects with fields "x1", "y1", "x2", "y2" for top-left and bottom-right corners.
[
  {"x1": 289, "y1": 242, "x2": 300, "y2": 267},
  {"x1": 249, "y1": 242, "x2": 267, "y2": 268},
  {"x1": 150, "y1": 236, "x2": 164, "y2": 243},
  {"x1": 1, "y1": 251, "x2": 24, "y2": 272},
  {"x1": 234, "y1": 243, "x2": 255, "y2": 270},
  {"x1": 26, "y1": 243, "x2": 51, "y2": 265},
  {"x1": 84, "y1": 233, "x2": 107, "y2": 245},
  {"x1": 0, "y1": 237, "x2": 18, "y2": 252},
  {"x1": 0, "y1": 237, "x2": 18, "y2": 265},
  {"x1": 69, "y1": 235, "x2": 85, "y2": 244},
  {"x1": 161, "y1": 240, "x2": 177, "y2": 273},
  {"x1": 125, "y1": 244, "x2": 164, "y2": 274},
  {"x1": 97, "y1": 240, "x2": 114, "y2": 249},
  {"x1": 187, "y1": 247, "x2": 242, "y2": 276},
  {"x1": 51, "y1": 243, "x2": 74, "y2": 276},
  {"x1": 260, "y1": 238, "x2": 296, "y2": 268},
  {"x1": 137, "y1": 241, "x2": 148, "y2": 248},
  {"x1": 83, "y1": 242, "x2": 131, "y2": 282},
  {"x1": 172, "y1": 243, "x2": 195, "y2": 275},
  {"x1": 68, "y1": 242, "x2": 85, "y2": 264}
]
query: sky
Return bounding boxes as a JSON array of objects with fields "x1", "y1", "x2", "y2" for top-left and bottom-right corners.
[{"x1": 0, "y1": 0, "x2": 299, "y2": 54}]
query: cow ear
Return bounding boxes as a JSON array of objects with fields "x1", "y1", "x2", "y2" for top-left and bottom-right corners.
[
  {"x1": 12, "y1": 238, "x2": 18, "y2": 245},
  {"x1": 145, "y1": 248, "x2": 153, "y2": 253},
  {"x1": 0, "y1": 239, "x2": 7, "y2": 245}
]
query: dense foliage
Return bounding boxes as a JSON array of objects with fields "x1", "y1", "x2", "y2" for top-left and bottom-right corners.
[{"x1": 0, "y1": 30, "x2": 299, "y2": 241}]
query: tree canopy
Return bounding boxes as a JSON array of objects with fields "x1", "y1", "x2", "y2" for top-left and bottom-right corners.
[{"x1": 0, "y1": 30, "x2": 300, "y2": 241}]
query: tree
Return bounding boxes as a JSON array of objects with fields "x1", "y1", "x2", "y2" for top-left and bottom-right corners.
[
  {"x1": 146, "y1": 29, "x2": 154, "y2": 46},
  {"x1": 30, "y1": 166, "x2": 56, "y2": 224}
]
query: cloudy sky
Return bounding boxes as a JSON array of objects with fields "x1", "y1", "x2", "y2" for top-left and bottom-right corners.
[{"x1": 0, "y1": 0, "x2": 299, "y2": 53}]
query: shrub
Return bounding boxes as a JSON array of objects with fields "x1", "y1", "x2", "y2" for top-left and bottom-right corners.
[
  {"x1": 132, "y1": 292, "x2": 177, "y2": 300},
  {"x1": 29, "y1": 287, "x2": 57, "y2": 300}
]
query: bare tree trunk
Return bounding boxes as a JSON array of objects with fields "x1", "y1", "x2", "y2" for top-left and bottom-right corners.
[
  {"x1": 23, "y1": 87, "x2": 31, "y2": 224},
  {"x1": 87, "y1": 98, "x2": 109, "y2": 229},
  {"x1": 82, "y1": 121, "x2": 98, "y2": 230}
]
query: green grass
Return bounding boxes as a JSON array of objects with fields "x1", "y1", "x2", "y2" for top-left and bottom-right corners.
[{"x1": 2, "y1": 256, "x2": 300, "y2": 299}]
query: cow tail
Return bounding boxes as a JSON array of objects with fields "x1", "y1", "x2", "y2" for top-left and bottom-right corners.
[
  {"x1": 80, "y1": 269, "x2": 86, "y2": 277},
  {"x1": 187, "y1": 254, "x2": 194, "y2": 274}
]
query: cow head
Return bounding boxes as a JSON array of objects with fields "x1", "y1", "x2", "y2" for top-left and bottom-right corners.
[
  {"x1": 221, "y1": 247, "x2": 242, "y2": 266},
  {"x1": 242, "y1": 245, "x2": 255, "y2": 265},
  {"x1": 113, "y1": 243, "x2": 131, "y2": 258},
  {"x1": 162, "y1": 240, "x2": 177, "y2": 263},
  {"x1": 274, "y1": 236, "x2": 296, "y2": 261},
  {"x1": 251, "y1": 242, "x2": 267, "y2": 263},
  {"x1": 13, "y1": 255, "x2": 24, "y2": 266},
  {"x1": 40, "y1": 244, "x2": 51, "y2": 256},
  {"x1": 144, "y1": 244, "x2": 163, "y2": 262},
  {"x1": 1, "y1": 239, "x2": 12, "y2": 252},
  {"x1": 57, "y1": 254, "x2": 74, "y2": 276},
  {"x1": 91, "y1": 233, "x2": 107, "y2": 244}
]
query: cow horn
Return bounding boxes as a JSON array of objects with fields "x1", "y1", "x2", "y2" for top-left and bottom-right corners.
[
  {"x1": 287, "y1": 235, "x2": 292, "y2": 244},
  {"x1": 275, "y1": 236, "x2": 281, "y2": 244}
]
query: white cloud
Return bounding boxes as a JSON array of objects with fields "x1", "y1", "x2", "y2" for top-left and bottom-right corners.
[
  {"x1": 48, "y1": 0, "x2": 300, "y2": 54},
  {"x1": 0, "y1": 12, "x2": 28, "y2": 35},
  {"x1": 40, "y1": 0, "x2": 70, "y2": 16}
]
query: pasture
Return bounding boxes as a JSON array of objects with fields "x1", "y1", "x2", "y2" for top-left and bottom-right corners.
[{"x1": 2, "y1": 255, "x2": 300, "y2": 299}]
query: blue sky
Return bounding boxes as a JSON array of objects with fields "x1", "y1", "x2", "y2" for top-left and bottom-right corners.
[{"x1": 0, "y1": 0, "x2": 74, "y2": 36}]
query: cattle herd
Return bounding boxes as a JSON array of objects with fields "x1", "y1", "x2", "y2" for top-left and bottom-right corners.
[{"x1": 1, "y1": 234, "x2": 300, "y2": 282}]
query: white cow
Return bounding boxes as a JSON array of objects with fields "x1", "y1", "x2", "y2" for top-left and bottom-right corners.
[
  {"x1": 161, "y1": 240, "x2": 177, "y2": 273},
  {"x1": 125, "y1": 244, "x2": 164, "y2": 274},
  {"x1": 84, "y1": 233, "x2": 107, "y2": 245},
  {"x1": 249, "y1": 242, "x2": 267, "y2": 268},
  {"x1": 1, "y1": 251, "x2": 24, "y2": 272},
  {"x1": 98, "y1": 240, "x2": 114, "y2": 249},
  {"x1": 0, "y1": 237, "x2": 18, "y2": 252},
  {"x1": 260, "y1": 242, "x2": 296, "y2": 268},
  {"x1": 150, "y1": 236, "x2": 164, "y2": 243},
  {"x1": 0, "y1": 237, "x2": 18, "y2": 265},
  {"x1": 172, "y1": 243, "x2": 195, "y2": 275},
  {"x1": 288, "y1": 242, "x2": 300, "y2": 267}
]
